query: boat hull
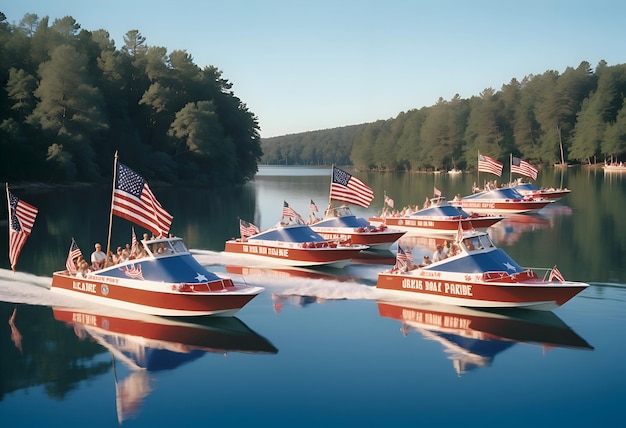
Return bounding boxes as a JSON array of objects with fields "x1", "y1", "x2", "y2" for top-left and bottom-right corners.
[
  {"x1": 376, "y1": 271, "x2": 588, "y2": 310},
  {"x1": 368, "y1": 216, "x2": 502, "y2": 235},
  {"x1": 455, "y1": 199, "x2": 552, "y2": 214},
  {"x1": 50, "y1": 271, "x2": 262, "y2": 317},
  {"x1": 311, "y1": 227, "x2": 405, "y2": 250},
  {"x1": 223, "y1": 240, "x2": 366, "y2": 268}
]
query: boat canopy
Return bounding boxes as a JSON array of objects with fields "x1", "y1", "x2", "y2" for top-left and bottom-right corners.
[
  {"x1": 250, "y1": 224, "x2": 326, "y2": 243},
  {"x1": 411, "y1": 204, "x2": 468, "y2": 218},
  {"x1": 314, "y1": 215, "x2": 369, "y2": 228},
  {"x1": 463, "y1": 187, "x2": 525, "y2": 201},
  {"x1": 429, "y1": 248, "x2": 524, "y2": 274}
]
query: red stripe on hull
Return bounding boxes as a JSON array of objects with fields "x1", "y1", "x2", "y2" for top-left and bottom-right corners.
[
  {"x1": 52, "y1": 308, "x2": 278, "y2": 353},
  {"x1": 314, "y1": 231, "x2": 405, "y2": 249},
  {"x1": 376, "y1": 272, "x2": 586, "y2": 309},
  {"x1": 50, "y1": 272, "x2": 260, "y2": 316},
  {"x1": 224, "y1": 241, "x2": 364, "y2": 267},
  {"x1": 459, "y1": 200, "x2": 551, "y2": 214},
  {"x1": 369, "y1": 217, "x2": 502, "y2": 234}
]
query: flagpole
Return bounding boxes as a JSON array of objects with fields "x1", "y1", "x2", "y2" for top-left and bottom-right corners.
[
  {"x1": 477, "y1": 151, "x2": 480, "y2": 188},
  {"x1": 509, "y1": 153, "x2": 512, "y2": 184},
  {"x1": 5, "y1": 183, "x2": 12, "y2": 271},
  {"x1": 328, "y1": 164, "x2": 334, "y2": 214},
  {"x1": 106, "y1": 151, "x2": 119, "y2": 258}
]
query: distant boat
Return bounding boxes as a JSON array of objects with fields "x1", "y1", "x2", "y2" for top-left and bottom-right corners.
[
  {"x1": 448, "y1": 167, "x2": 462, "y2": 175},
  {"x1": 603, "y1": 162, "x2": 626, "y2": 172}
]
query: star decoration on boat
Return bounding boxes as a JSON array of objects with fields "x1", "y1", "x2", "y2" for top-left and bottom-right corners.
[
  {"x1": 195, "y1": 273, "x2": 208, "y2": 282},
  {"x1": 503, "y1": 262, "x2": 516, "y2": 271}
]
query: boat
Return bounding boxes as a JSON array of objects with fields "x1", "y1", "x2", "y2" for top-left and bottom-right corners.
[
  {"x1": 53, "y1": 306, "x2": 277, "y2": 423},
  {"x1": 509, "y1": 179, "x2": 571, "y2": 201},
  {"x1": 50, "y1": 154, "x2": 264, "y2": 317},
  {"x1": 368, "y1": 197, "x2": 504, "y2": 235},
  {"x1": 309, "y1": 203, "x2": 406, "y2": 250},
  {"x1": 377, "y1": 300, "x2": 592, "y2": 376},
  {"x1": 448, "y1": 167, "x2": 462, "y2": 175},
  {"x1": 224, "y1": 210, "x2": 368, "y2": 268},
  {"x1": 450, "y1": 187, "x2": 553, "y2": 214},
  {"x1": 603, "y1": 162, "x2": 626, "y2": 172},
  {"x1": 376, "y1": 228, "x2": 588, "y2": 310}
]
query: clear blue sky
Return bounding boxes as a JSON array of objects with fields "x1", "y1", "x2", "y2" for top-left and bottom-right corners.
[{"x1": 4, "y1": 0, "x2": 626, "y2": 138}]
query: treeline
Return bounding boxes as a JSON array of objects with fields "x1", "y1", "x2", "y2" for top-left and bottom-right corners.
[
  {"x1": 262, "y1": 60, "x2": 626, "y2": 171},
  {"x1": 0, "y1": 12, "x2": 262, "y2": 186}
]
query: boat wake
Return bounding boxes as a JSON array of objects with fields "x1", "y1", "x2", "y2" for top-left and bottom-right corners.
[{"x1": 0, "y1": 269, "x2": 96, "y2": 308}]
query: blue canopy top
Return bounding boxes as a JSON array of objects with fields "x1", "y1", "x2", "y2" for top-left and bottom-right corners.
[
  {"x1": 314, "y1": 215, "x2": 369, "y2": 228},
  {"x1": 463, "y1": 187, "x2": 525, "y2": 201},
  {"x1": 250, "y1": 224, "x2": 326, "y2": 243}
]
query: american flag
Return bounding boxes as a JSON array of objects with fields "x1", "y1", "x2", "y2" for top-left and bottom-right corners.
[
  {"x1": 112, "y1": 162, "x2": 173, "y2": 237},
  {"x1": 130, "y1": 227, "x2": 139, "y2": 256},
  {"x1": 310, "y1": 199, "x2": 319, "y2": 212},
  {"x1": 511, "y1": 156, "x2": 538, "y2": 180},
  {"x1": 478, "y1": 154, "x2": 503, "y2": 177},
  {"x1": 455, "y1": 221, "x2": 465, "y2": 243},
  {"x1": 7, "y1": 188, "x2": 38, "y2": 271},
  {"x1": 434, "y1": 186, "x2": 442, "y2": 197},
  {"x1": 239, "y1": 219, "x2": 260, "y2": 238},
  {"x1": 330, "y1": 166, "x2": 374, "y2": 208},
  {"x1": 282, "y1": 201, "x2": 298, "y2": 219},
  {"x1": 549, "y1": 266, "x2": 565, "y2": 282},
  {"x1": 394, "y1": 246, "x2": 413, "y2": 271},
  {"x1": 384, "y1": 194, "x2": 394, "y2": 208},
  {"x1": 122, "y1": 264, "x2": 144, "y2": 280},
  {"x1": 66, "y1": 238, "x2": 82, "y2": 273}
]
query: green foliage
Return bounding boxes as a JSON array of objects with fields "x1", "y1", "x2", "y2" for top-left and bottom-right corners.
[
  {"x1": 262, "y1": 61, "x2": 626, "y2": 170},
  {"x1": 0, "y1": 12, "x2": 262, "y2": 186}
]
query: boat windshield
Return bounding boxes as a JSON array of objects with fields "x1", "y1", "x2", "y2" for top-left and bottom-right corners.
[
  {"x1": 461, "y1": 233, "x2": 494, "y2": 252},
  {"x1": 324, "y1": 204, "x2": 353, "y2": 217},
  {"x1": 143, "y1": 237, "x2": 189, "y2": 256}
]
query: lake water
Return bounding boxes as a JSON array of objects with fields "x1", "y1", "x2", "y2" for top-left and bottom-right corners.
[{"x1": 1, "y1": 165, "x2": 625, "y2": 427}]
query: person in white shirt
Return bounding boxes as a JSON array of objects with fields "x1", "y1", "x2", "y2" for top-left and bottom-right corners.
[
  {"x1": 432, "y1": 244, "x2": 447, "y2": 262},
  {"x1": 91, "y1": 243, "x2": 106, "y2": 270}
]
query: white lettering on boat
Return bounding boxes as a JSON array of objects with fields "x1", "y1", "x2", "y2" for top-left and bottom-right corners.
[
  {"x1": 401, "y1": 308, "x2": 471, "y2": 329},
  {"x1": 403, "y1": 219, "x2": 435, "y2": 227},
  {"x1": 72, "y1": 312, "x2": 97, "y2": 326},
  {"x1": 401, "y1": 278, "x2": 473, "y2": 296},
  {"x1": 72, "y1": 280, "x2": 97, "y2": 294},
  {"x1": 242, "y1": 245, "x2": 289, "y2": 258}
]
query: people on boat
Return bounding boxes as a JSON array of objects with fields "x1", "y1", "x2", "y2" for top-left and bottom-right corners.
[
  {"x1": 419, "y1": 255, "x2": 431, "y2": 267},
  {"x1": 90, "y1": 243, "x2": 106, "y2": 270},
  {"x1": 447, "y1": 243, "x2": 461, "y2": 257},
  {"x1": 432, "y1": 244, "x2": 447, "y2": 262},
  {"x1": 76, "y1": 257, "x2": 90, "y2": 277}
]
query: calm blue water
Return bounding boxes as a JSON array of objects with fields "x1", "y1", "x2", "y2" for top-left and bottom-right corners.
[{"x1": 1, "y1": 166, "x2": 625, "y2": 427}]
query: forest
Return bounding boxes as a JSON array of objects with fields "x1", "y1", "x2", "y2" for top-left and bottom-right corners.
[
  {"x1": 262, "y1": 60, "x2": 626, "y2": 171},
  {"x1": 0, "y1": 12, "x2": 262, "y2": 186}
]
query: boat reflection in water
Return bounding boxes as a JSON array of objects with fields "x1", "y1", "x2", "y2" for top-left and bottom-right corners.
[
  {"x1": 377, "y1": 300, "x2": 592, "y2": 376},
  {"x1": 489, "y1": 204, "x2": 573, "y2": 246},
  {"x1": 53, "y1": 307, "x2": 277, "y2": 423}
]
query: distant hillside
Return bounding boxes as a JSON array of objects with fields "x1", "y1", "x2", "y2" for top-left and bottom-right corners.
[{"x1": 261, "y1": 60, "x2": 626, "y2": 172}]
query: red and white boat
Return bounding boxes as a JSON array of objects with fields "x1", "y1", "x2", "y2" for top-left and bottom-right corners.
[
  {"x1": 309, "y1": 204, "x2": 406, "y2": 250},
  {"x1": 376, "y1": 228, "x2": 588, "y2": 310},
  {"x1": 603, "y1": 162, "x2": 626, "y2": 172},
  {"x1": 451, "y1": 187, "x2": 553, "y2": 214},
  {"x1": 369, "y1": 197, "x2": 504, "y2": 235},
  {"x1": 53, "y1": 306, "x2": 277, "y2": 423},
  {"x1": 377, "y1": 300, "x2": 592, "y2": 375},
  {"x1": 50, "y1": 154, "x2": 263, "y2": 317},
  {"x1": 224, "y1": 216, "x2": 368, "y2": 268},
  {"x1": 509, "y1": 179, "x2": 571, "y2": 201}
]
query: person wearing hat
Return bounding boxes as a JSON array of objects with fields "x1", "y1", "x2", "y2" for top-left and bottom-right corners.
[
  {"x1": 420, "y1": 255, "x2": 431, "y2": 267},
  {"x1": 432, "y1": 243, "x2": 447, "y2": 262}
]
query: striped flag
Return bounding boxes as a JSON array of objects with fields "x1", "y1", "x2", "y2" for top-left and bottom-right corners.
[
  {"x1": 549, "y1": 266, "x2": 565, "y2": 282},
  {"x1": 122, "y1": 264, "x2": 144, "y2": 280},
  {"x1": 330, "y1": 166, "x2": 374, "y2": 208},
  {"x1": 310, "y1": 199, "x2": 319, "y2": 212},
  {"x1": 112, "y1": 162, "x2": 173, "y2": 238},
  {"x1": 282, "y1": 201, "x2": 298, "y2": 219},
  {"x1": 384, "y1": 194, "x2": 394, "y2": 208},
  {"x1": 434, "y1": 186, "x2": 442, "y2": 197},
  {"x1": 6, "y1": 187, "x2": 38, "y2": 271},
  {"x1": 130, "y1": 227, "x2": 139, "y2": 257},
  {"x1": 511, "y1": 156, "x2": 539, "y2": 180},
  {"x1": 239, "y1": 219, "x2": 260, "y2": 238},
  {"x1": 394, "y1": 246, "x2": 413, "y2": 271},
  {"x1": 478, "y1": 154, "x2": 503, "y2": 177},
  {"x1": 66, "y1": 238, "x2": 82, "y2": 274}
]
